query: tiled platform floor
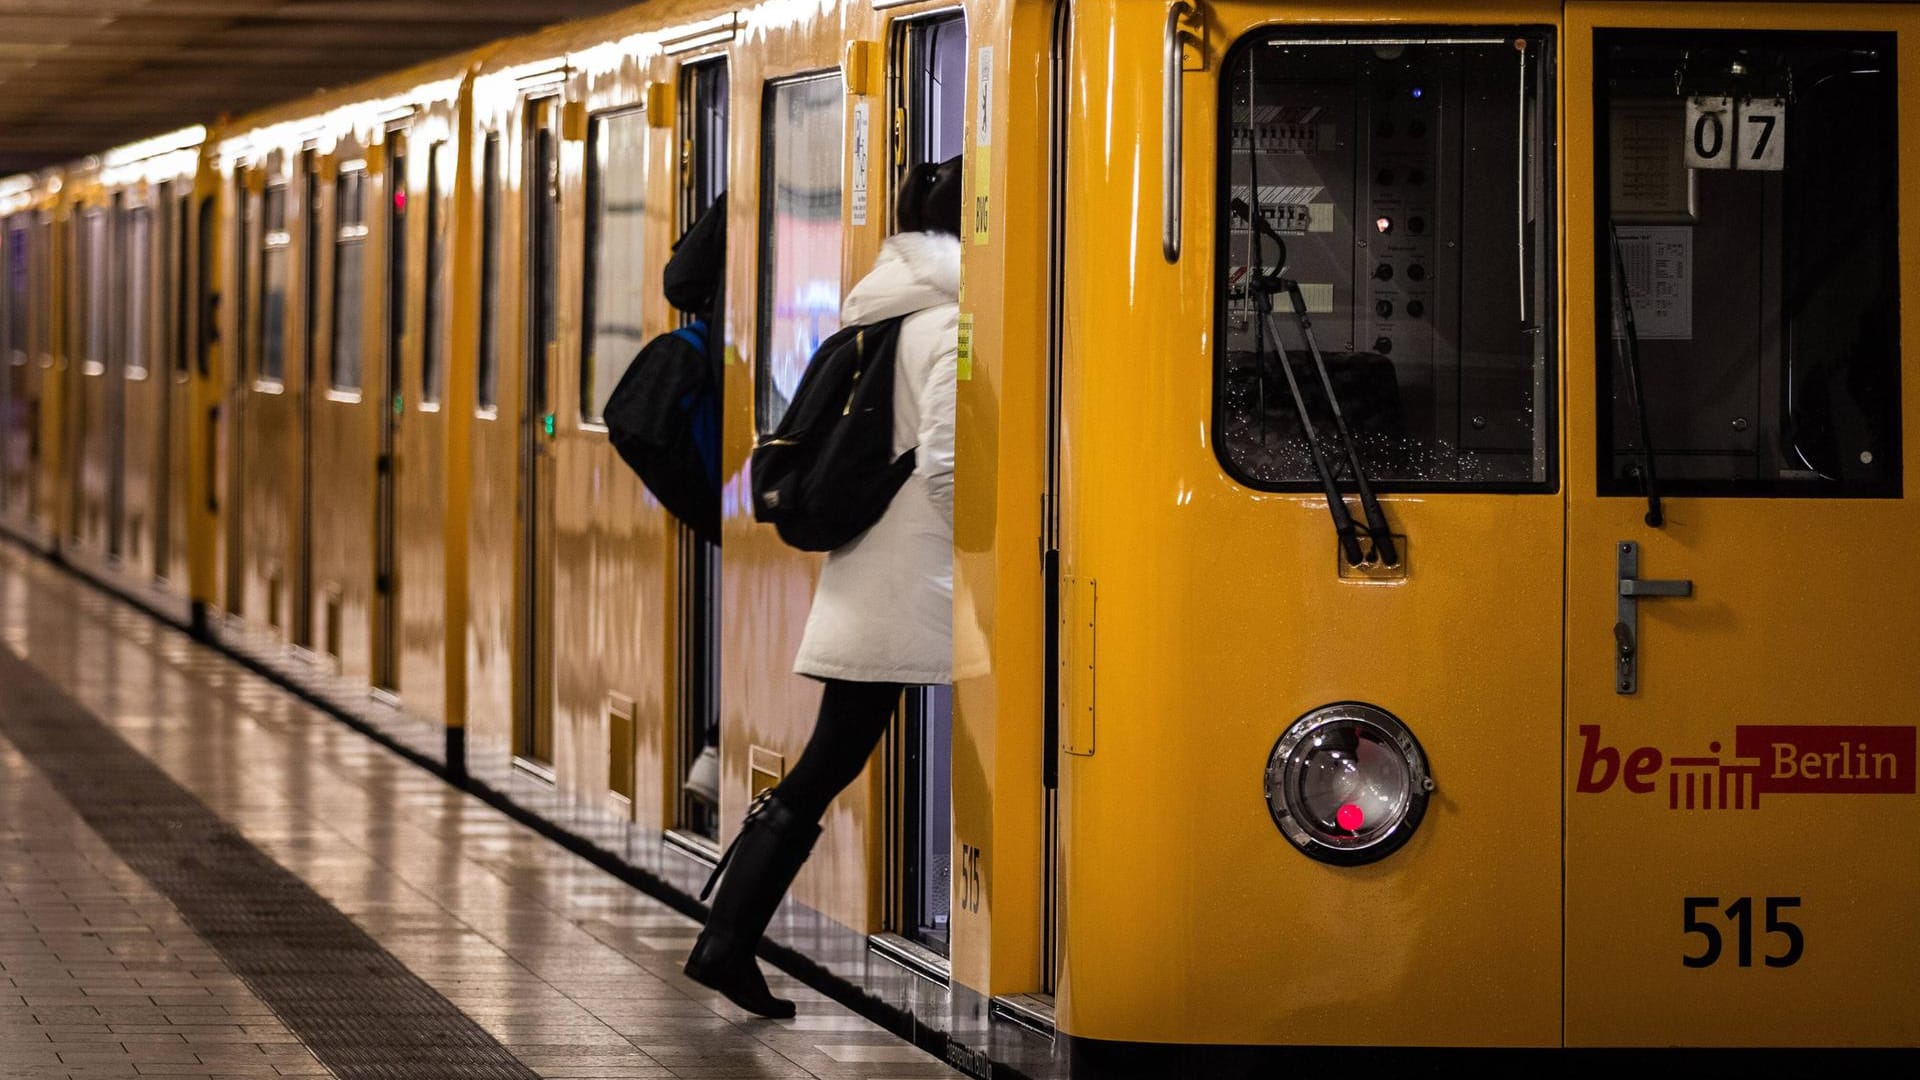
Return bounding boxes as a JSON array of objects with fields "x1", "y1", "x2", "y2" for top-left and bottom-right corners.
[
  {"x1": 0, "y1": 732, "x2": 328, "y2": 1079},
  {"x1": 0, "y1": 547, "x2": 966, "y2": 1080}
]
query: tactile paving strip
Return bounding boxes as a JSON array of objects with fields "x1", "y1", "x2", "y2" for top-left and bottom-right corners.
[{"x1": 0, "y1": 646, "x2": 542, "y2": 1080}]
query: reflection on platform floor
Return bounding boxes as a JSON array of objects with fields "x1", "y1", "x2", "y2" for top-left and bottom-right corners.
[{"x1": 0, "y1": 546, "x2": 965, "y2": 1080}]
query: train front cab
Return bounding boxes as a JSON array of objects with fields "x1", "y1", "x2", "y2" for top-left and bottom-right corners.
[{"x1": 1058, "y1": 0, "x2": 1919, "y2": 1069}]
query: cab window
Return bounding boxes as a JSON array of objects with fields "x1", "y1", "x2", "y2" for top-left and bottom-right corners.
[
  {"x1": 755, "y1": 72, "x2": 845, "y2": 435},
  {"x1": 1596, "y1": 30, "x2": 1899, "y2": 497},
  {"x1": 1215, "y1": 31, "x2": 1555, "y2": 491}
]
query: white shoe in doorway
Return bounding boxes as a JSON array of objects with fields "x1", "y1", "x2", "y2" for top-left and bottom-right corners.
[{"x1": 684, "y1": 745, "x2": 720, "y2": 804}]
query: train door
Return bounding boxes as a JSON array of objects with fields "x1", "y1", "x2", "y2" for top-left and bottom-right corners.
[
  {"x1": 517, "y1": 97, "x2": 562, "y2": 768},
  {"x1": 1057, "y1": 7, "x2": 1562, "y2": 1044},
  {"x1": 1, "y1": 220, "x2": 21, "y2": 521},
  {"x1": 118, "y1": 201, "x2": 154, "y2": 573},
  {"x1": 1037, "y1": 0, "x2": 1072, "y2": 1003},
  {"x1": 105, "y1": 196, "x2": 129, "y2": 562},
  {"x1": 224, "y1": 171, "x2": 253, "y2": 616},
  {"x1": 883, "y1": 8, "x2": 967, "y2": 962},
  {"x1": 1564, "y1": 6, "x2": 1920, "y2": 1047},
  {"x1": 151, "y1": 188, "x2": 174, "y2": 583},
  {"x1": 75, "y1": 204, "x2": 107, "y2": 553},
  {"x1": 673, "y1": 59, "x2": 728, "y2": 847},
  {"x1": 191, "y1": 189, "x2": 222, "y2": 609},
  {"x1": 160, "y1": 187, "x2": 191, "y2": 588},
  {"x1": 374, "y1": 130, "x2": 408, "y2": 693},
  {"x1": 294, "y1": 153, "x2": 319, "y2": 647}
]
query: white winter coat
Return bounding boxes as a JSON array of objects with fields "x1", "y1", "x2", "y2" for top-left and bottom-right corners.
[{"x1": 792, "y1": 232, "x2": 960, "y2": 684}]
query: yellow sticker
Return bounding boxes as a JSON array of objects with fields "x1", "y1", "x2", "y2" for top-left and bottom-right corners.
[
  {"x1": 972, "y1": 142, "x2": 991, "y2": 246},
  {"x1": 957, "y1": 313, "x2": 974, "y2": 382}
]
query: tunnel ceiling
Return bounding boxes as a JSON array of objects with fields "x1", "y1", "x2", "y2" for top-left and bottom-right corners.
[{"x1": 0, "y1": 0, "x2": 640, "y2": 175}]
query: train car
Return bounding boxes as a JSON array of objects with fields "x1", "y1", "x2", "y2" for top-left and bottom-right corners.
[
  {"x1": 453, "y1": 2, "x2": 1064, "y2": 1018},
  {"x1": 1055, "y1": 0, "x2": 1919, "y2": 1070},
  {"x1": 44, "y1": 130, "x2": 211, "y2": 605},
  {"x1": 0, "y1": 171, "x2": 60, "y2": 549},
  {"x1": 210, "y1": 56, "x2": 482, "y2": 729}
]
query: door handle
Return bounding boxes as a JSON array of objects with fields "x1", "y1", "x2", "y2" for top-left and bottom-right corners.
[{"x1": 1615, "y1": 540, "x2": 1692, "y2": 695}]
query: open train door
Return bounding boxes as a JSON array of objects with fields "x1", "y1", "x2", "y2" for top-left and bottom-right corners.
[{"x1": 1564, "y1": 2, "x2": 1920, "y2": 1047}]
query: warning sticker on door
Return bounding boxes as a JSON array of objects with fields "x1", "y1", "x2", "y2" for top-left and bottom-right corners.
[
  {"x1": 1613, "y1": 226, "x2": 1693, "y2": 340},
  {"x1": 957, "y1": 313, "x2": 974, "y2": 382},
  {"x1": 851, "y1": 101, "x2": 870, "y2": 227}
]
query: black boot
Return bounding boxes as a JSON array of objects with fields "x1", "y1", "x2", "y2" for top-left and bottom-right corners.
[{"x1": 685, "y1": 791, "x2": 820, "y2": 1018}]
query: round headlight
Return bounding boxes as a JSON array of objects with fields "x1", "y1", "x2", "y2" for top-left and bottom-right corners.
[{"x1": 1264, "y1": 702, "x2": 1434, "y2": 865}]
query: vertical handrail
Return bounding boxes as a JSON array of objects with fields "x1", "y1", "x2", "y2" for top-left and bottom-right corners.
[
  {"x1": 1162, "y1": 1, "x2": 1195, "y2": 263},
  {"x1": 1515, "y1": 37, "x2": 1532, "y2": 328}
]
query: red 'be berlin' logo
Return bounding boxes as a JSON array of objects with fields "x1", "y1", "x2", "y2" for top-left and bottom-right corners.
[{"x1": 1575, "y1": 724, "x2": 1918, "y2": 809}]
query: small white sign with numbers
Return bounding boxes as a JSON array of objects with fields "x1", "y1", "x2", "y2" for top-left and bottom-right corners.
[
  {"x1": 1685, "y1": 95, "x2": 1786, "y2": 172},
  {"x1": 1737, "y1": 97, "x2": 1786, "y2": 171},
  {"x1": 1684, "y1": 96, "x2": 1735, "y2": 169}
]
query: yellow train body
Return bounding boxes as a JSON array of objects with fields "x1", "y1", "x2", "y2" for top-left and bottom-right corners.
[{"x1": 1, "y1": 0, "x2": 1915, "y2": 1070}]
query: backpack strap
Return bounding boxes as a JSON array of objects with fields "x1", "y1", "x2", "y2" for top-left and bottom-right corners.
[{"x1": 672, "y1": 323, "x2": 708, "y2": 353}]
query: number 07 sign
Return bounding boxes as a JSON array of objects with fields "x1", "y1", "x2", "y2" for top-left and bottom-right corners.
[{"x1": 1685, "y1": 95, "x2": 1786, "y2": 171}]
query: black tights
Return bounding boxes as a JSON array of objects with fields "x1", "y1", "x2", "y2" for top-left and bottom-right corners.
[{"x1": 773, "y1": 679, "x2": 902, "y2": 824}]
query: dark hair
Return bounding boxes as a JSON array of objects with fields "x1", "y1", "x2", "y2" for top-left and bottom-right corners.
[
  {"x1": 663, "y1": 191, "x2": 726, "y2": 316},
  {"x1": 895, "y1": 156, "x2": 963, "y2": 237}
]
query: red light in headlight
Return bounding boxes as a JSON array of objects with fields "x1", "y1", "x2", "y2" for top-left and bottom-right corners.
[{"x1": 1264, "y1": 702, "x2": 1434, "y2": 865}]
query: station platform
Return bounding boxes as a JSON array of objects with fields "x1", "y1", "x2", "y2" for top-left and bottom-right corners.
[{"x1": 0, "y1": 548, "x2": 966, "y2": 1080}]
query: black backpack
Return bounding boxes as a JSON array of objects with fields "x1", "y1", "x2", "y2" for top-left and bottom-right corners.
[
  {"x1": 604, "y1": 322, "x2": 721, "y2": 541},
  {"x1": 751, "y1": 316, "x2": 914, "y2": 552}
]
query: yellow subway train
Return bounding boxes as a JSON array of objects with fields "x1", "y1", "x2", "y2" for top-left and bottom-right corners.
[{"x1": 2, "y1": 0, "x2": 1916, "y2": 1073}]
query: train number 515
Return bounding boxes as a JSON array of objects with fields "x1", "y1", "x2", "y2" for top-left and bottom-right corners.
[{"x1": 1682, "y1": 896, "x2": 1804, "y2": 968}]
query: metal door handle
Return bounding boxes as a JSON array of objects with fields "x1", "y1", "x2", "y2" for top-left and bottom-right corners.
[
  {"x1": 1615, "y1": 540, "x2": 1692, "y2": 695},
  {"x1": 1162, "y1": 1, "x2": 1197, "y2": 263}
]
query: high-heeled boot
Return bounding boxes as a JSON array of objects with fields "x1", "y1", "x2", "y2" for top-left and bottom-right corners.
[{"x1": 684, "y1": 790, "x2": 820, "y2": 1018}]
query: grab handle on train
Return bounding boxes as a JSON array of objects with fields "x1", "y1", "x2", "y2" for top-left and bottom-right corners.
[
  {"x1": 1162, "y1": 1, "x2": 1199, "y2": 263},
  {"x1": 1615, "y1": 540, "x2": 1692, "y2": 695},
  {"x1": 205, "y1": 404, "x2": 219, "y2": 515}
]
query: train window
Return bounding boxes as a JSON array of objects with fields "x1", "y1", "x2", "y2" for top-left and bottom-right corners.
[
  {"x1": 259, "y1": 187, "x2": 289, "y2": 384},
  {"x1": 84, "y1": 210, "x2": 111, "y2": 375},
  {"x1": 332, "y1": 168, "x2": 368, "y2": 392},
  {"x1": 423, "y1": 141, "x2": 450, "y2": 406},
  {"x1": 7, "y1": 225, "x2": 27, "y2": 362},
  {"x1": 687, "y1": 62, "x2": 730, "y2": 220},
  {"x1": 236, "y1": 179, "x2": 252, "y2": 380},
  {"x1": 478, "y1": 133, "x2": 502, "y2": 412},
  {"x1": 900, "y1": 12, "x2": 969, "y2": 170},
  {"x1": 195, "y1": 197, "x2": 214, "y2": 377},
  {"x1": 302, "y1": 159, "x2": 320, "y2": 390},
  {"x1": 1216, "y1": 32, "x2": 1555, "y2": 492},
  {"x1": 756, "y1": 73, "x2": 845, "y2": 435},
  {"x1": 174, "y1": 192, "x2": 189, "y2": 376},
  {"x1": 125, "y1": 208, "x2": 151, "y2": 380},
  {"x1": 1596, "y1": 31, "x2": 1900, "y2": 498},
  {"x1": 529, "y1": 115, "x2": 559, "y2": 419},
  {"x1": 582, "y1": 108, "x2": 649, "y2": 423},
  {"x1": 388, "y1": 139, "x2": 409, "y2": 412}
]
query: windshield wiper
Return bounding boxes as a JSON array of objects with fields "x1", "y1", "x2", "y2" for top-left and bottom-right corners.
[
  {"x1": 1237, "y1": 197, "x2": 1399, "y2": 567},
  {"x1": 1608, "y1": 221, "x2": 1665, "y2": 528}
]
